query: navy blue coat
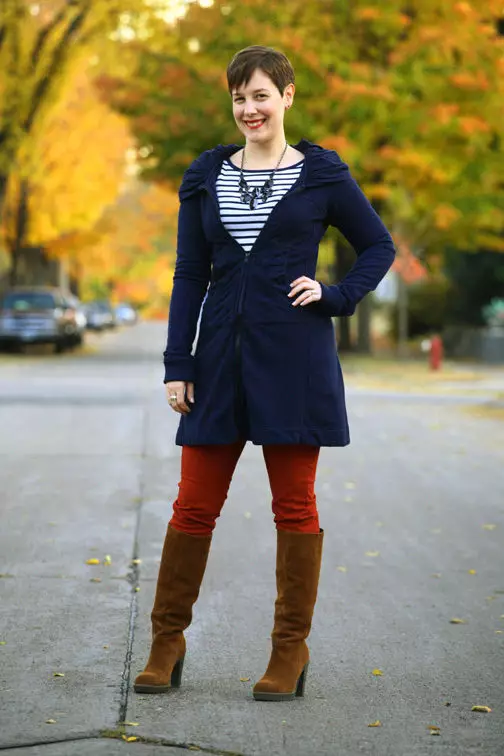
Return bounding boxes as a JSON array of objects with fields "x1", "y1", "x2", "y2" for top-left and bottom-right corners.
[{"x1": 163, "y1": 139, "x2": 395, "y2": 447}]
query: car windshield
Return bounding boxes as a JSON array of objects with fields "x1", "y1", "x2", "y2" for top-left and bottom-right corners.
[{"x1": 2, "y1": 292, "x2": 56, "y2": 311}]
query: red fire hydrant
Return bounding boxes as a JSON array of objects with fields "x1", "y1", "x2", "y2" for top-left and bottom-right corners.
[{"x1": 429, "y1": 335, "x2": 443, "y2": 371}]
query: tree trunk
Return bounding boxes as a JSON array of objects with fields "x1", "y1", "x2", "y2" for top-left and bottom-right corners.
[
  {"x1": 335, "y1": 237, "x2": 355, "y2": 352},
  {"x1": 357, "y1": 296, "x2": 372, "y2": 353},
  {"x1": 0, "y1": 172, "x2": 8, "y2": 217},
  {"x1": 397, "y1": 275, "x2": 409, "y2": 358}
]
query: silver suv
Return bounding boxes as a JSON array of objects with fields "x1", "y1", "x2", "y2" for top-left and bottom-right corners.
[{"x1": 0, "y1": 287, "x2": 85, "y2": 353}]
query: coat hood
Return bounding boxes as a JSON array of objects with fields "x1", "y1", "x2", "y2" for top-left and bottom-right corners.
[{"x1": 178, "y1": 139, "x2": 349, "y2": 200}]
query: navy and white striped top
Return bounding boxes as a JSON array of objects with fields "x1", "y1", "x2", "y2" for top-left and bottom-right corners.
[{"x1": 216, "y1": 158, "x2": 304, "y2": 253}]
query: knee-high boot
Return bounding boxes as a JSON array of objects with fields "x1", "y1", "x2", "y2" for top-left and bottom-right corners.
[
  {"x1": 253, "y1": 528, "x2": 324, "y2": 701},
  {"x1": 134, "y1": 524, "x2": 212, "y2": 693}
]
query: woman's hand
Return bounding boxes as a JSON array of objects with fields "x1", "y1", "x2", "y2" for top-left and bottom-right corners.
[
  {"x1": 288, "y1": 276, "x2": 322, "y2": 307},
  {"x1": 165, "y1": 381, "x2": 194, "y2": 414}
]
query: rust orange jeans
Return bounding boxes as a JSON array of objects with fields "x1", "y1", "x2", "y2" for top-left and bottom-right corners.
[{"x1": 169, "y1": 439, "x2": 320, "y2": 536}]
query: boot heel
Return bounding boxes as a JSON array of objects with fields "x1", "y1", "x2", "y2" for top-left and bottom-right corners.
[
  {"x1": 295, "y1": 662, "x2": 309, "y2": 697},
  {"x1": 171, "y1": 655, "x2": 185, "y2": 687}
]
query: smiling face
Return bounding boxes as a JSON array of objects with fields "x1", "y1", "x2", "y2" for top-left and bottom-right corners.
[{"x1": 231, "y1": 68, "x2": 294, "y2": 144}]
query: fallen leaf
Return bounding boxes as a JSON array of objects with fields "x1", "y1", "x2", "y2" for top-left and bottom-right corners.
[
  {"x1": 244, "y1": 512, "x2": 252, "y2": 519},
  {"x1": 240, "y1": 677, "x2": 250, "y2": 682},
  {"x1": 431, "y1": 573, "x2": 442, "y2": 578},
  {"x1": 472, "y1": 705, "x2": 492, "y2": 713},
  {"x1": 450, "y1": 618, "x2": 467, "y2": 624},
  {"x1": 45, "y1": 719, "x2": 56, "y2": 724},
  {"x1": 53, "y1": 673, "x2": 65, "y2": 678},
  {"x1": 131, "y1": 559, "x2": 142, "y2": 565},
  {"x1": 368, "y1": 720, "x2": 381, "y2": 727},
  {"x1": 372, "y1": 669, "x2": 383, "y2": 676},
  {"x1": 90, "y1": 578, "x2": 102, "y2": 583},
  {"x1": 103, "y1": 555, "x2": 112, "y2": 565},
  {"x1": 188, "y1": 748, "x2": 201, "y2": 752},
  {"x1": 365, "y1": 551, "x2": 380, "y2": 557},
  {"x1": 482, "y1": 524, "x2": 497, "y2": 531},
  {"x1": 134, "y1": 586, "x2": 140, "y2": 592},
  {"x1": 468, "y1": 569, "x2": 477, "y2": 575},
  {"x1": 85, "y1": 558, "x2": 100, "y2": 565},
  {"x1": 337, "y1": 566, "x2": 347, "y2": 573},
  {"x1": 120, "y1": 721, "x2": 139, "y2": 726},
  {"x1": 103, "y1": 645, "x2": 109, "y2": 649},
  {"x1": 428, "y1": 725, "x2": 441, "y2": 731},
  {"x1": 125, "y1": 737, "x2": 138, "y2": 742},
  {"x1": 431, "y1": 731, "x2": 441, "y2": 736},
  {"x1": 0, "y1": 641, "x2": 6, "y2": 646},
  {"x1": 495, "y1": 630, "x2": 503, "y2": 634}
]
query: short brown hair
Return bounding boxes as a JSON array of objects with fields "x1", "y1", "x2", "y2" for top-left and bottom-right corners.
[{"x1": 227, "y1": 46, "x2": 295, "y2": 96}]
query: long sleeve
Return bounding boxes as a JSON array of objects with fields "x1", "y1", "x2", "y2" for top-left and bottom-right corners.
[
  {"x1": 316, "y1": 173, "x2": 396, "y2": 317},
  {"x1": 163, "y1": 192, "x2": 212, "y2": 383}
]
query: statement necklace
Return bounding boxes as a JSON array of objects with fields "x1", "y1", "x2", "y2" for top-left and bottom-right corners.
[{"x1": 238, "y1": 142, "x2": 288, "y2": 210}]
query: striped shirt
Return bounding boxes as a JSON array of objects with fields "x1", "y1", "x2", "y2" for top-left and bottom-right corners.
[{"x1": 216, "y1": 158, "x2": 304, "y2": 253}]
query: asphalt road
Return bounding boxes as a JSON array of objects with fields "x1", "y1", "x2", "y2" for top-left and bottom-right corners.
[{"x1": 0, "y1": 322, "x2": 503, "y2": 756}]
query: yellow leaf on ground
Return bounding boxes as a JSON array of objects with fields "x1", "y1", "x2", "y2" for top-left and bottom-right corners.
[
  {"x1": 125, "y1": 737, "x2": 138, "y2": 742},
  {"x1": 131, "y1": 559, "x2": 142, "y2": 565},
  {"x1": 468, "y1": 569, "x2": 477, "y2": 575},
  {"x1": 103, "y1": 645, "x2": 109, "y2": 649},
  {"x1": 103, "y1": 555, "x2": 112, "y2": 565},
  {"x1": 120, "y1": 721, "x2": 139, "y2": 726},
  {"x1": 240, "y1": 677, "x2": 250, "y2": 682},
  {"x1": 45, "y1": 719, "x2": 56, "y2": 724},
  {"x1": 90, "y1": 578, "x2": 101, "y2": 583},
  {"x1": 368, "y1": 720, "x2": 381, "y2": 727},
  {"x1": 53, "y1": 673, "x2": 65, "y2": 677},
  {"x1": 482, "y1": 524, "x2": 497, "y2": 530},
  {"x1": 337, "y1": 566, "x2": 347, "y2": 572},
  {"x1": 428, "y1": 725, "x2": 441, "y2": 731},
  {"x1": 85, "y1": 558, "x2": 100, "y2": 565},
  {"x1": 0, "y1": 641, "x2": 6, "y2": 645},
  {"x1": 366, "y1": 551, "x2": 380, "y2": 557},
  {"x1": 450, "y1": 618, "x2": 467, "y2": 624},
  {"x1": 372, "y1": 669, "x2": 383, "y2": 676},
  {"x1": 134, "y1": 586, "x2": 140, "y2": 592},
  {"x1": 495, "y1": 630, "x2": 503, "y2": 634},
  {"x1": 472, "y1": 705, "x2": 492, "y2": 713}
]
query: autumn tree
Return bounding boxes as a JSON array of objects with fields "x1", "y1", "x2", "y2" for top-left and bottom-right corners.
[
  {"x1": 100, "y1": 0, "x2": 504, "y2": 346},
  {"x1": 0, "y1": 0, "x2": 151, "y2": 217},
  {"x1": 2, "y1": 61, "x2": 132, "y2": 286}
]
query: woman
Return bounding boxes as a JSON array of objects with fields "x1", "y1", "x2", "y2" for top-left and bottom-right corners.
[{"x1": 134, "y1": 46, "x2": 395, "y2": 701}]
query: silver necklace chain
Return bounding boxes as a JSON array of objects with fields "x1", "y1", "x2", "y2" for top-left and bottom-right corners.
[{"x1": 238, "y1": 142, "x2": 288, "y2": 210}]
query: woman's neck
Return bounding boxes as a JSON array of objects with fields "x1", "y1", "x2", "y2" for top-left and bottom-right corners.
[{"x1": 241, "y1": 135, "x2": 289, "y2": 169}]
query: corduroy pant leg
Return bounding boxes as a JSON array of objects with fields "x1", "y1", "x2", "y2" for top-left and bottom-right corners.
[
  {"x1": 169, "y1": 439, "x2": 246, "y2": 536},
  {"x1": 262, "y1": 444, "x2": 321, "y2": 533}
]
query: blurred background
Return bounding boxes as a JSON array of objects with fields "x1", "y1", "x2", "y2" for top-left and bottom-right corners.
[{"x1": 0, "y1": 0, "x2": 503, "y2": 360}]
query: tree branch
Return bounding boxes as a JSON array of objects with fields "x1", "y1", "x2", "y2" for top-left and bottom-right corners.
[{"x1": 24, "y1": 5, "x2": 92, "y2": 133}]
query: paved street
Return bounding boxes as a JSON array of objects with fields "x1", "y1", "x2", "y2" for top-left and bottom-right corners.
[{"x1": 0, "y1": 322, "x2": 503, "y2": 756}]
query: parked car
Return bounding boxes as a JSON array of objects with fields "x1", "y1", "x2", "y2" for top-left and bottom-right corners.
[
  {"x1": 0, "y1": 287, "x2": 84, "y2": 352},
  {"x1": 82, "y1": 301, "x2": 115, "y2": 331},
  {"x1": 114, "y1": 302, "x2": 138, "y2": 325}
]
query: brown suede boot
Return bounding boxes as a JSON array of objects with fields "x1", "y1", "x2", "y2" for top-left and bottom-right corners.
[
  {"x1": 253, "y1": 528, "x2": 324, "y2": 701},
  {"x1": 134, "y1": 524, "x2": 212, "y2": 693}
]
